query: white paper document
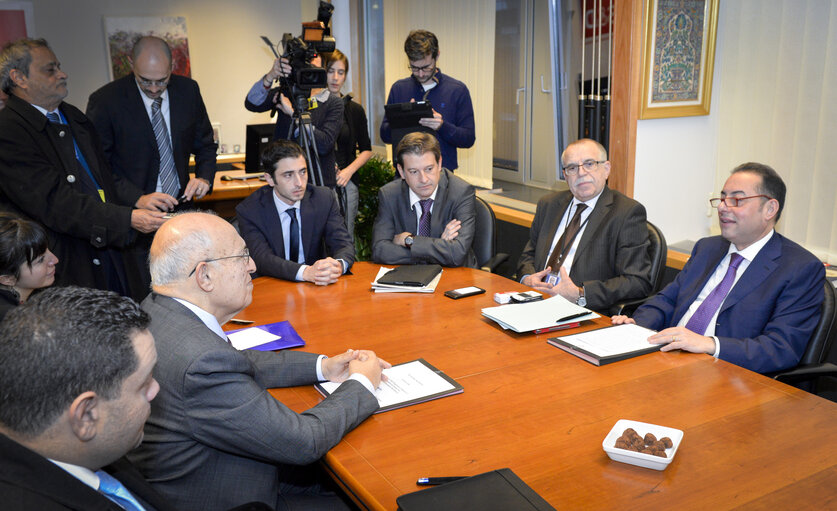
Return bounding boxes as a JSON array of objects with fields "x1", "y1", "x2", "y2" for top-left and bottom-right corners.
[
  {"x1": 481, "y1": 294, "x2": 599, "y2": 333},
  {"x1": 317, "y1": 359, "x2": 462, "y2": 412},
  {"x1": 554, "y1": 323, "x2": 657, "y2": 357},
  {"x1": 371, "y1": 267, "x2": 442, "y2": 293},
  {"x1": 227, "y1": 327, "x2": 281, "y2": 350}
]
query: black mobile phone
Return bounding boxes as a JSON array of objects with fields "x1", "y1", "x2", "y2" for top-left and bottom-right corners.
[{"x1": 444, "y1": 286, "x2": 486, "y2": 299}]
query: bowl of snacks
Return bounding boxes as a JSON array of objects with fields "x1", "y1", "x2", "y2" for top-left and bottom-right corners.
[{"x1": 602, "y1": 419, "x2": 683, "y2": 470}]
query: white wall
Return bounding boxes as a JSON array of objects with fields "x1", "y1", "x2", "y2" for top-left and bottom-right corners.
[{"x1": 14, "y1": 0, "x2": 301, "y2": 152}]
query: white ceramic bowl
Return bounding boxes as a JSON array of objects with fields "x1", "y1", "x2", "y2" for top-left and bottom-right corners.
[{"x1": 602, "y1": 419, "x2": 684, "y2": 471}]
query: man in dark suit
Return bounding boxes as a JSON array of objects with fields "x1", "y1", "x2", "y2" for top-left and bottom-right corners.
[
  {"x1": 87, "y1": 36, "x2": 217, "y2": 296},
  {"x1": 130, "y1": 211, "x2": 388, "y2": 510},
  {"x1": 614, "y1": 163, "x2": 825, "y2": 374},
  {"x1": 517, "y1": 138, "x2": 652, "y2": 313},
  {"x1": 0, "y1": 38, "x2": 166, "y2": 298},
  {"x1": 236, "y1": 140, "x2": 354, "y2": 284},
  {"x1": 372, "y1": 131, "x2": 476, "y2": 266},
  {"x1": 0, "y1": 286, "x2": 172, "y2": 511}
]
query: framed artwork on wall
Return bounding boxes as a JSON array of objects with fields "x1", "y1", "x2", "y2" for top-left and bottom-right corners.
[
  {"x1": 0, "y1": 2, "x2": 35, "y2": 47},
  {"x1": 639, "y1": 0, "x2": 718, "y2": 119},
  {"x1": 103, "y1": 16, "x2": 191, "y2": 81}
]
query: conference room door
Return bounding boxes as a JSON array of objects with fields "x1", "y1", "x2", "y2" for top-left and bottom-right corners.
[{"x1": 493, "y1": 0, "x2": 569, "y2": 189}]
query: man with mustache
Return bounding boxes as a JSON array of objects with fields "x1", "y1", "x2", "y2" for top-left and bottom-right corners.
[
  {"x1": 236, "y1": 139, "x2": 354, "y2": 284},
  {"x1": 0, "y1": 38, "x2": 166, "y2": 298},
  {"x1": 517, "y1": 138, "x2": 653, "y2": 313},
  {"x1": 613, "y1": 163, "x2": 824, "y2": 373}
]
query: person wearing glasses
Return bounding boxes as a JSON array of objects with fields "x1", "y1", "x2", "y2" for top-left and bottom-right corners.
[
  {"x1": 613, "y1": 163, "x2": 824, "y2": 374},
  {"x1": 380, "y1": 29, "x2": 475, "y2": 172},
  {"x1": 0, "y1": 38, "x2": 167, "y2": 300},
  {"x1": 132, "y1": 211, "x2": 388, "y2": 510},
  {"x1": 87, "y1": 36, "x2": 217, "y2": 299},
  {"x1": 517, "y1": 138, "x2": 652, "y2": 313},
  {"x1": 235, "y1": 139, "x2": 354, "y2": 284}
]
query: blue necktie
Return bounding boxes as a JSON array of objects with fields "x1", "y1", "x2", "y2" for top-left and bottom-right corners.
[
  {"x1": 95, "y1": 470, "x2": 146, "y2": 511},
  {"x1": 418, "y1": 199, "x2": 433, "y2": 237},
  {"x1": 46, "y1": 112, "x2": 61, "y2": 124},
  {"x1": 287, "y1": 208, "x2": 300, "y2": 263},
  {"x1": 151, "y1": 97, "x2": 180, "y2": 197},
  {"x1": 685, "y1": 253, "x2": 744, "y2": 334}
]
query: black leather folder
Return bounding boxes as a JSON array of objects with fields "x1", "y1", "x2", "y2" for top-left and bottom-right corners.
[{"x1": 377, "y1": 264, "x2": 442, "y2": 287}]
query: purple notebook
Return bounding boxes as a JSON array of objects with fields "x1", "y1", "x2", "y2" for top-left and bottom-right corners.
[{"x1": 225, "y1": 321, "x2": 305, "y2": 351}]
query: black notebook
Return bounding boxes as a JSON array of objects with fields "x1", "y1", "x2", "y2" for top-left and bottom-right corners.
[
  {"x1": 396, "y1": 468, "x2": 555, "y2": 511},
  {"x1": 377, "y1": 264, "x2": 443, "y2": 287}
]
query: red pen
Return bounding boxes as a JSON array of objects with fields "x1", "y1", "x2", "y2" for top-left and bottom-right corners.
[{"x1": 534, "y1": 322, "x2": 580, "y2": 335}]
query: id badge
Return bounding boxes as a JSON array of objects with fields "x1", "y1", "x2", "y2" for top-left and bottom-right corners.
[{"x1": 545, "y1": 272, "x2": 561, "y2": 286}]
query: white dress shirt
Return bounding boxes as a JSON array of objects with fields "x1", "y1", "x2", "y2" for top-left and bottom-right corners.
[
  {"x1": 408, "y1": 186, "x2": 439, "y2": 231},
  {"x1": 543, "y1": 190, "x2": 602, "y2": 273}
]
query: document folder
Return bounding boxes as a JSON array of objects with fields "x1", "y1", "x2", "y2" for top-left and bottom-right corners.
[{"x1": 377, "y1": 264, "x2": 443, "y2": 287}]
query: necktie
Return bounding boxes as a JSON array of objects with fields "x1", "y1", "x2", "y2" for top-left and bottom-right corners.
[
  {"x1": 96, "y1": 470, "x2": 146, "y2": 511},
  {"x1": 685, "y1": 253, "x2": 744, "y2": 335},
  {"x1": 418, "y1": 199, "x2": 433, "y2": 237},
  {"x1": 151, "y1": 97, "x2": 180, "y2": 197},
  {"x1": 287, "y1": 208, "x2": 300, "y2": 263},
  {"x1": 46, "y1": 112, "x2": 61, "y2": 124},
  {"x1": 544, "y1": 203, "x2": 588, "y2": 273}
]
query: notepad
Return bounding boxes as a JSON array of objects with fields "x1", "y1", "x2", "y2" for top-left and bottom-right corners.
[
  {"x1": 547, "y1": 323, "x2": 661, "y2": 366},
  {"x1": 225, "y1": 321, "x2": 305, "y2": 351},
  {"x1": 316, "y1": 359, "x2": 462, "y2": 413},
  {"x1": 481, "y1": 294, "x2": 598, "y2": 333}
]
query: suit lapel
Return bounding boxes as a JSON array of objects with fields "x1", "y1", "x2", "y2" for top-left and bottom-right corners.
[
  {"x1": 430, "y1": 171, "x2": 449, "y2": 236},
  {"x1": 400, "y1": 181, "x2": 418, "y2": 233},
  {"x1": 167, "y1": 78, "x2": 187, "y2": 179},
  {"x1": 719, "y1": 233, "x2": 781, "y2": 314},
  {"x1": 574, "y1": 187, "x2": 613, "y2": 261},
  {"x1": 299, "y1": 189, "x2": 315, "y2": 262},
  {"x1": 673, "y1": 240, "x2": 729, "y2": 321},
  {"x1": 538, "y1": 193, "x2": 572, "y2": 270},
  {"x1": 260, "y1": 188, "x2": 287, "y2": 259}
]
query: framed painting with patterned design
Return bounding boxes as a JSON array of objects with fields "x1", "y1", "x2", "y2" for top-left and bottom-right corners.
[{"x1": 640, "y1": 0, "x2": 719, "y2": 119}]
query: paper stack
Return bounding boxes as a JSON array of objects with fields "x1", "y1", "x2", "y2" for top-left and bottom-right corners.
[{"x1": 481, "y1": 294, "x2": 599, "y2": 333}]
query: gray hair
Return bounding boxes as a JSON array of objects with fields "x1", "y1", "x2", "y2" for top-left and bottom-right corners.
[
  {"x1": 561, "y1": 138, "x2": 608, "y2": 164},
  {"x1": 149, "y1": 212, "x2": 217, "y2": 286},
  {"x1": 0, "y1": 38, "x2": 51, "y2": 95}
]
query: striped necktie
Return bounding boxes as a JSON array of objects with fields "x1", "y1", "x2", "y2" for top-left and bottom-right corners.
[{"x1": 151, "y1": 97, "x2": 180, "y2": 197}]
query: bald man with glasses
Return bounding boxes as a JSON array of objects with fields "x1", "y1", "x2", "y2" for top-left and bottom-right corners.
[
  {"x1": 517, "y1": 138, "x2": 653, "y2": 314},
  {"x1": 613, "y1": 162, "x2": 825, "y2": 374}
]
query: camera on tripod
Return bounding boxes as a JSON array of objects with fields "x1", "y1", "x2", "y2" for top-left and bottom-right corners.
[{"x1": 280, "y1": 1, "x2": 335, "y2": 112}]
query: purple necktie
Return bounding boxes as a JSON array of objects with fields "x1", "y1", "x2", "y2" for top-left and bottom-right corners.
[
  {"x1": 685, "y1": 253, "x2": 744, "y2": 335},
  {"x1": 418, "y1": 199, "x2": 433, "y2": 237}
]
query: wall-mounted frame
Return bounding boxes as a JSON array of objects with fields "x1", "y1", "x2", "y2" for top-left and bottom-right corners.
[
  {"x1": 0, "y1": 2, "x2": 35, "y2": 46},
  {"x1": 103, "y1": 16, "x2": 191, "y2": 81},
  {"x1": 639, "y1": 0, "x2": 718, "y2": 119}
]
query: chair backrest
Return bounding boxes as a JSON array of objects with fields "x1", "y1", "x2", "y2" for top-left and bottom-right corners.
[
  {"x1": 646, "y1": 221, "x2": 668, "y2": 294},
  {"x1": 472, "y1": 196, "x2": 496, "y2": 268},
  {"x1": 799, "y1": 281, "x2": 837, "y2": 366}
]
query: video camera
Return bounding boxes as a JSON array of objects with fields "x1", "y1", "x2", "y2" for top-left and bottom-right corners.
[{"x1": 278, "y1": 1, "x2": 335, "y2": 111}]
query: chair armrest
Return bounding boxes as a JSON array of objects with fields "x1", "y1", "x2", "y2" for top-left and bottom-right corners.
[
  {"x1": 480, "y1": 253, "x2": 509, "y2": 273},
  {"x1": 612, "y1": 296, "x2": 653, "y2": 316},
  {"x1": 774, "y1": 363, "x2": 837, "y2": 385}
]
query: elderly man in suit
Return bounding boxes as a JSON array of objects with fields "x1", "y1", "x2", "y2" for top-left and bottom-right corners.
[
  {"x1": 0, "y1": 38, "x2": 166, "y2": 299},
  {"x1": 130, "y1": 211, "x2": 388, "y2": 511},
  {"x1": 372, "y1": 131, "x2": 476, "y2": 266},
  {"x1": 613, "y1": 163, "x2": 824, "y2": 374},
  {"x1": 236, "y1": 139, "x2": 354, "y2": 284},
  {"x1": 87, "y1": 36, "x2": 217, "y2": 296},
  {"x1": 517, "y1": 138, "x2": 652, "y2": 313},
  {"x1": 0, "y1": 286, "x2": 171, "y2": 510}
]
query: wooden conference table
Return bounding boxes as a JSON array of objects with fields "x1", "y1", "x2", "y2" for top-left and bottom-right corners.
[{"x1": 227, "y1": 263, "x2": 837, "y2": 510}]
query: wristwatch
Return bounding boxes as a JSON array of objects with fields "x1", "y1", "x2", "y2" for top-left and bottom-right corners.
[
  {"x1": 404, "y1": 235, "x2": 414, "y2": 249},
  {"x1": 576, "y1": 286, "x2": 587, "y2": 307}
]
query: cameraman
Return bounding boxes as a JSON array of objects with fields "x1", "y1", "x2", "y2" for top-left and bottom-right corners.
[{"x1": 245, "y1": 56, "x2": 343, "y2": 189}]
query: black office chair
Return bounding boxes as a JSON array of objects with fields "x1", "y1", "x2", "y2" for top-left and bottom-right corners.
[
  {"x1": 472, "y1": 196, "x2": 509, "y2": 273},
  {"x1": 773, "y1": 281, "x2": 837, "y2": 397},
  {"x1": 613, "y1": 221, "x2": 667, "y2": 316}
]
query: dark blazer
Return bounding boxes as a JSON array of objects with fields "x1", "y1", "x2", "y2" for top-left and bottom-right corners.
[
  {"x1": 235, "y1": 185, "x2": 354, "y2": 281},
  {"x1": 0, "y1": 95, "x2": 137, "y2": 292},
  {"x1": 0, "y1": 433, "x2": 177, "y2": 511},
  {"x1": 130, "y1": 293, "x2": 379, "y2": 510},
  {"x1": 86, "y1": 74, "x2": 217, "y2": 206},
  {"x1": 632, "y1": 233, "x2": 825, "y2": 373},
  {"x1": 372, "y1": 168, "x2": 476, "y2": 267},
  {"x1": 517, "y1": 187, "x2": 652, "y2": 313}
]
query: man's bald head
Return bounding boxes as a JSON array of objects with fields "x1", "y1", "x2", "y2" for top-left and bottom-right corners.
[
  {"x1": 131, "y1": 36, "x2": 172, "y2": 100},
  {"x1": 150, "y1": 212, "x2": 226, "y2": 288},
  {"x1": 131, "y1": 36, "x2": 172, "y2": 64}
]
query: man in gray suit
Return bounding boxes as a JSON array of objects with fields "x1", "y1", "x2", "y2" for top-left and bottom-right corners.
[
  {"x1": 372, "y1": 132, "x2": 476, "y2": 266},
  {"x1": 129, "y1": 212, "x2": 389, "y2": 511},
  {"x1": 517, "y1": 138, "x2": 652, "y2": 313}
]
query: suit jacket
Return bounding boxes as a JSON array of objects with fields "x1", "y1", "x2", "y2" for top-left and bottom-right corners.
[
  {"x1": 86, "y1": 74, "x2": 217, "y2": 206},
  {"x1": 236, "y1": 185, "x2": 354, "y2": 281},
  {"x1": 0, "y1": 95, "x2": 138, "y2": 292},
  {"x1": 517, "y1": 187, "x2": 652, "y2": 313},
  {"x1": 372, "y1": 168, "x2": 476, "y2": 267},
  {"x1": 130, "y1": 293, "x2": 379, "y2": 511},
  {"x1": 632, "y1": 233, "x2": 825, "y2": 373},
  {"x1": 0, "y1": 433, "x2": 177, "y2": 511}
]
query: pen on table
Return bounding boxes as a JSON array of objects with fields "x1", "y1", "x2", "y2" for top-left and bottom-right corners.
[
  {"x1": 228, "y1": 318, "x2": 255, "y2": 325},
  {"x1": 556, "y1": 312, "x2": 588, "y2": 323},
  {"x1": 416, "y1": 477, "x2": 467, "y2": 486},
  {"x1": 533, "y1": 322, "x2": 580, "y2": 335}
]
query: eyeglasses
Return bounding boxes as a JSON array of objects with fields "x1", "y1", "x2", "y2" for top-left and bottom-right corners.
[
  {"x1": 562, "y1": 160, "x2": 605, "y2": 175},
  {"x1": 709, "y1": 195, "x2": 772, "y2": 208},
  {"x1": 408, "y1": 61, "x2": 435, "y2": 73},
  {"x1": 188, "y1": 249, "x2": 250, "y2": 277},
  {"x1": 136, "y1": 76, "x2": 170, "y2": 88}
]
